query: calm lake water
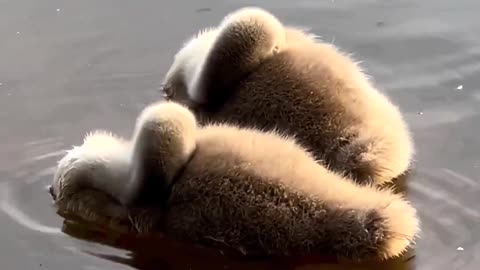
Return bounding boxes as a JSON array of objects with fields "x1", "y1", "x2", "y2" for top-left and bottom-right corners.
[{"x1": 1, "y1": 0, "x2": 479, "y2": 269}]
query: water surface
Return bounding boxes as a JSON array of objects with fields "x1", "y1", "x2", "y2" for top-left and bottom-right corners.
[{"x1": 1, "y1": 0, "x2": 479, "y2": 269}]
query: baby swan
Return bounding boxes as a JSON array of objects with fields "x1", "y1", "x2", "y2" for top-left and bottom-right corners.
[
  {"x1": 50, "y1": 101, "x2": 419, "y2": 260},
  {"x1": 162, "y1": 6, "x2": 414, "y2": 186}
]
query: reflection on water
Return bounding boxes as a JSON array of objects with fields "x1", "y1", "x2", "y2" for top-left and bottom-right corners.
[
  {"x1": 0, "y1": 0, "x2": 479, "y2": 269},
  {"x1": 59, "y1": 219, "x2": 416, "y2": 270},
  {"x1": 0, "y1": 182, "x2": 61, "y2": 235}
]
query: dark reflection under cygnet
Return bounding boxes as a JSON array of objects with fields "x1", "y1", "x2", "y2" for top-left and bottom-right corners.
[
  {"x1": 385, "y1": 171, "x2": 411, "y2": 195},
  {"x1": 59, "y1": 201, "x2": 416, "y2": 270}
]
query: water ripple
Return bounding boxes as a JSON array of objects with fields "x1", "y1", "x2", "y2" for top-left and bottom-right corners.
[{"x1": 0, "y1": 181, "x2": 61, "y2": 234}]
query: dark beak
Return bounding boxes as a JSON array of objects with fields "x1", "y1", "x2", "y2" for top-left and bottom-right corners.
[
  {"x1": 47, "y1": 185, "x2": 56, "y2": 200},
  {"x1": 160, "y1": 84, "x2": 174, "y2": 101}
]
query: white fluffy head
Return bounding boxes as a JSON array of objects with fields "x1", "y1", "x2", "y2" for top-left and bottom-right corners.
[
  {"x1": 162, "y1": 27, "x2": 219, "y2": 103},
  {"x1": 162, "y1": 6, "x2": 290, "y2": 105},
  {"x1": 51, "y1": 130, "x2": 131, "y2": 203}
]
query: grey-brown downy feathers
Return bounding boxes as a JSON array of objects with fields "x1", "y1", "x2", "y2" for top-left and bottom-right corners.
[
  {"x1": 50, "y1": 101, "x2": 419, "y2": 261},
  {"x1": 162, "y1": 7, "x2": 414, "y2": 186}
]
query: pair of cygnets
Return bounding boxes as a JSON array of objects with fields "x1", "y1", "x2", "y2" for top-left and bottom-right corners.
[{"x1": 49, "y1": 7, "x2": 419, "y2": 261}]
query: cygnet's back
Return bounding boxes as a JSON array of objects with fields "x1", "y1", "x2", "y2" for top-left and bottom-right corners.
[{"x1": 164, "y1": 124, "x2": 418, "y2": 260}]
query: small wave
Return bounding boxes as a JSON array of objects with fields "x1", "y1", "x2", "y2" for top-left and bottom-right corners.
[
  {"x1": 25, "y1": 137, "x2": 63, "y2": 147},
  {"x1": 30, "y1": 150, "x2": 66, "y2": 162},
  {"x1": 443, "y1": 169, "x2": 478, "y2": 187},
  {"x1": 409, "y1": 170, "x2": 480, "y2": 219},
  {"x1": 405, "y1": 104, "x2": 479, "y2": 129},
  {"x1": 25, "y1": 166, "x2": 56, "y2": 184},
  {"x1": 386, "y1": 60, "x2": 480, "y2": 91},
  {"x1": 0, "y1": 182, "x2": 62, "y2": 235}
]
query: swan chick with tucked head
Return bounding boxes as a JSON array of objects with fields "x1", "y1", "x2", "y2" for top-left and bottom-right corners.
[
  {"x1": 48, "y1": 101, "x2": 419, "y2": 260},
  {"x1": 162, "y1": 6, "x2": 414, "y2": 186},
  {"x1": 49, "y1": 101, "x2": 197, "y2": 231},
  {"x1": 162, "y1": 6, "x2": 286, "y2": 105}
]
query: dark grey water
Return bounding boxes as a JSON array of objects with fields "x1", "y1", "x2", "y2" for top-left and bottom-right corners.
[{"x1": 1, "y1": 0, "x2": 479, "y2": 269}]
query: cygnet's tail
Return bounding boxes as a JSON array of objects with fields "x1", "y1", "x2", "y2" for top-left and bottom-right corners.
[
  {"x1": 312, "y1": 190, "x2": 419, "y2": 260},
  {"x1": 290, "y1": 175, "x2": 420, "y2": 260},
  {"x1": 330, "y1": 132, "x2": 414, "y2": 186}
]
